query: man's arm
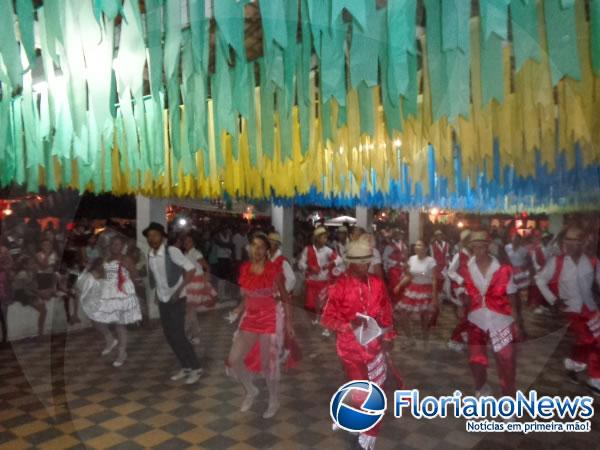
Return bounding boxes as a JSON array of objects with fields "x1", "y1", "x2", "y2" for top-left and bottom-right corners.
[
  {"x1": 167, "y1": 246, "x2": 196, "y2": 301},
  {"x1": 534, "y1": 257, "x2": 558, "y2": 306}
]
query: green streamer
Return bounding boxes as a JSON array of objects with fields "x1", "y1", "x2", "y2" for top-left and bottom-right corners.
[
  {"x1": 480, "y1": 0, "x2": 510, "y2": 41},
  {"x1": 0, "y1": 0, "x2": 23, "y2": 90},
  {"x1": 387, "y1": 0, "x2": 417, "y2": 104},
  {"x1": 349, "y1": 6, "x2": 382, "y2": 89},
  {"x1": 93, "y1": 0, "x2": 124, "y2": 24},
  {"x1": 164, "y1": 0, "x2": 182, "y2": 81},
  {"x1": 189, "y1": 0, "x2": 207, "y2": 74},
  {"x1": 332, "y1": 0, "x2": 371, "y2": 31},
  {"x1": 480, "y1": 23, "x2": 504, "y2": 106},
  {"x1": 260, "y1": 59, "x2": 275, "y2": 159},
  {"x1": 261, "y1": 0, "x2": 288, "y2": 48},
  {"x1": 510, "y1": 0, "x2": 540, "y2": 71},
  {"x1": 146, "y1": 0, "x2": 164, "y2": 98},
  {"x1": 16, "y1": 0, "x2": 36, "y2": 69},
  {"x1": 320, "y1": 16, "x2": 348, "y2": 106},
  {"x1": 425, "y1": 0, "x2": 449, "y2": 121},
  {"x1": 591, "y1": 0, "x2": 600, "y2": 75},
  {"x1": 214, "y1": 0, "x2": 249, "y2": 57},
  {"x1": 544, "y1": 0, "x2": 582, "y2": 85}
]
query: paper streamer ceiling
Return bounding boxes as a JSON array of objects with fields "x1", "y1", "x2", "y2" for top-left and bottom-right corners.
[{"x1": 1, "y1": 0, "x2": 600, "y2": 212}]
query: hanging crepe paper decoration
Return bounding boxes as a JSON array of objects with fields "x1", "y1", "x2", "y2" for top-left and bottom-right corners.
[{"x1": 0, "y1": 0, "x2": 599, "y2": 212}]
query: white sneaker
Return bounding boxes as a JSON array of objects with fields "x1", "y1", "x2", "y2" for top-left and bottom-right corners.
[
  {"x1": 185, "y1": 369, "x2": 203, "y2": 384},
  {"x1": 475, "y1": 384, "x2": 492, "y2": 398},
  {"x1": 262, "y1": 400, "x2": 280, "y2": 419},
  {"x1": 171, "y1": 369, "x2": 191, "y2": 381},
  {"x1": 113, "y1": 353, "x2": 127, "y2": 368},
  {"x1": 447, "y1": 340, "x2": 466, "y2": 352},
  {"x1": 322, "y1": 329, "x2": 330, "y2": 337},
  {"x1": 564, "y1": 358, "x2": 587, "y2": 373},
  {"x1": 240, "y1": 385, "x2": 259, "y2": 412},
  {"x1": 101, "y1": 339, "x2": 118, "y2": 356},
  {"x1": 358, "y1": 434, "x2": 376, "y2": 450},
  {"x1": 311, "y1": 318, "x2": 320, "y2": 326}
]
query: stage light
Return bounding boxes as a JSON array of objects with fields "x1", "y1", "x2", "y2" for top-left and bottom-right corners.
[{"x1": 457, "y1": 221, "x2": 464, "y2": 228}]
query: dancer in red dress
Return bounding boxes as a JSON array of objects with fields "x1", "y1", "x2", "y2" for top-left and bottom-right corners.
[
  {"x1": 322, "y1": 240, "x2": 396, "y2": 450},
  {"x1": 461, "y1": 231, "x2": 521, "y2": 397},
  {"x1": 383, "y1": 228, "x2": 408, "y2": 304},
  {"x1": 298, "y1": 226, "x2": 343, "y2": 335},
  {"x1": 536, "y1": 226, "x2": 600, "y2": 394},
  {"x1": 446, "y1": 230, "x2": 471, "y2": 352},
  {"x1": 227, "y1": 234, "x2": 294, "y2": 419}
]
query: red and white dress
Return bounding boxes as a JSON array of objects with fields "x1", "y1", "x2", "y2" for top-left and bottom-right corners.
[
  {"x1": 235, "y1": 262, "x2": 299, "y2": 377},
  {"x1": 298, "y1": 245, "x2": 344, "y2": 311},
  {"x1": 505, "y1": 243, "x2": 530, "y2": 290},
  {"x1": 321, "y1": 273, "x2": 397, "y2": 440},
  {"x1": 184, "y1": 248, "x2": 217, "y2": 309},
  {"x1": 536, "y1": 254, "x2": 600, "y2": 384},
  {"x1": 383, "y1": 240, "x2": 408, "y2": 302},
  {"x1": 396, "y1": 255, "x2": 437, "y2": 313},
  {"x1": 461, "y1": 256, "x2": 517, "y2": 396}
]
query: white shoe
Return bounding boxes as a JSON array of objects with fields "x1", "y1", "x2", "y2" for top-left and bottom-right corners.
[
  {"x1": 101, "y1": 339, "x2": 118, "y2": 356},
  {"x1": 586, "y1": 378, "x2": 600, "y2": 396},
  {"x1": 240, "y1": 385, "x2": 259, "y2": 412},
  {"x1": 358, "y1": 433, "x2": 376, "y2": 450},
  {"x1": 113, "y1": 353, "x2": 127, "y2": 368},
  {"x1": 311, "y1": 318, "x2": 320, "y2": 326},
  {"x1": 564, "y1": 358, "x2": 587, "y2": 373},
  {"x1": 190, "y1": 337, "x2": 201, "y2": 345},
  {"x1": 447, "y1": 340, "x2": 466, "y2": 352},
  {"x1": 171, "y1": 369, "x2": 191, "y2": 381},
  {"x1": 262, "y1": 400, "x2": 280, "y2": 419},
  {"x1": 322, "y1": 329, "x2": 330, "y2": 337},
  {"x1": 185, "y1": 369, "x2": 203, "y2": 384},
  {"x1": 475, "y1": 384, "x2": 492, "y2": 398}
]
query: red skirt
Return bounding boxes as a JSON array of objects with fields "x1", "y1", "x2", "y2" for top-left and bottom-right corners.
[
  {"x1": 386, "y1": 267, "x2": 404, "y2": 304},
  {"x1": 396, "y1": 282, "x2": 434, "y2": 313},
  {"x1": 304, "y1": 279, "x2": 329, "y2": 311},
  {"x1": 239, "y1": 296, "x2": 277, "y2": 334}
]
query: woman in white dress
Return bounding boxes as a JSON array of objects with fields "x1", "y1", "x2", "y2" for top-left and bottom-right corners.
[
  {"x1": 78, "y1": 236, "x2": 141, "y2": 367},
  {"x1": 393, "y1": 240, "x2": 439, "y2": 349}
]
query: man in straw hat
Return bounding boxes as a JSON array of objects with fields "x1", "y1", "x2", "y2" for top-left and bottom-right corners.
[
  {"x1": 321, "y1": 240, "x2": 396, "y2": 450},
  {"x1": 536, "y1": 226, "x2": 600, "y2": 394},
  {"x1": 446, "y1": 229, "x2": 472, "y2": 352},
  {"x1": 460, "y1": 230, "x2": 521, "y2": 397},
  {"x1": 298, "y1": 226, "x2": 343, "y2": 336}
]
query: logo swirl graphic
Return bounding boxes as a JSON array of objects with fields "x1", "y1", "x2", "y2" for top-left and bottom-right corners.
[{"x1": 330, "y1": 380, "x2": 387, "y2": 432}]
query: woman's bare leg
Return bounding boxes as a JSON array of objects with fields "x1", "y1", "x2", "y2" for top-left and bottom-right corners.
[
  {"x1": 259, "y1": 334, "x2": 280, "y2": 418},
  {"x1": 227, "y1": 330, "x2": 259, "y2": 411}
]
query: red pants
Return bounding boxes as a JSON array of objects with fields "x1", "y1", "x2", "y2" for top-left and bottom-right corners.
[
  {"x1": 304, "y1": 280, "x2": 329, "y2": 312},
  {"x1": 341, "y1": 357, "x2": 385, "y2": 437},
  {"x1": 450, "y1": 317, "x2": 469, "y2": 344},
  {"x1": 567, "y1": 306, "x2": 600, "y2": 379},
  {"x1": 467, "y1": 323, "x2": 516, "y2": 396}
]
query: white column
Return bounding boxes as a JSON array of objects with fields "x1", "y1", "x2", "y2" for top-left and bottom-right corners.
[
  {"x1": 136, "y1": 196, "x2": 168, "y2": 320},
  {"x1": 356, "y1": 206, "x2": 373, "y2": 232},
  {"x1": 271, "y1": 204, "x2": 294, "y2": 259},
  {"x1": 408, "y1": 208, "x2": 423, "y2": 245},
  {"x1": 547, "y1": 214, "x2": 563, "y2": 236}
]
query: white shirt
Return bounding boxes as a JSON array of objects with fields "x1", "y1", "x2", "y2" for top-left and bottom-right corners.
[
  {"x1": 467, "y1": 256, "x2": 517, "y2": 333},
  {"x1": 447, "y1": 248, "x2": 470, "y2": 285},
  {"x1": 368, "y1": 248, "x2": 382, "y2": 275},
  {"x1": 334, "y1": 241, "x2": 347, "y2": 260},
  {"x1": 232, "y1": 233, "x2": 248, "y2": 261},
  {"x1": 505, "y1": 244, "x2": 529, "y2": 268},
  {"x1": 535, "y1": 254, "x2": 600, "y2": 314},
  {"x1": 148, "y1": 243, "x2": 195, "y2": 302},
  {"x1": 406, "y1": 255, "x2": 436, "y2": 284},
  {"x1": 184, "y1": 247, "x2": 205, "y2": 275},
  {"x1": 298, "y1": 245, "x2": 344, "y2": 281},
  {"x1": 271, "y1": 249, "x2": 297, "y2": 293},
  {"x1": 382, "y1": 241, "x2": 407, "y2": 272},
  {"x1": 215, "y1": 233, "x2": 233, "y2": 259}
]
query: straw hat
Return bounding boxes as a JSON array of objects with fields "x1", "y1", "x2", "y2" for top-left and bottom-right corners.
[
  {"x1": 267, "y1": 232, "x2": 282, "y2": 245},
  {"x1": 460, "y1": 229, "x2": 471, "y2": 242},
  {"x1": 337, "y1": 226, "x2": 348, "y2": 233},
  {"x1": 345, "y1": 240, "x2": 373, "y2": 265},
  {"x1": 469, "y1": 231, "x2": 490, "y2": 243},
  {"x1": 314, "y1": 226, "x2": 328, "y2": 237}
]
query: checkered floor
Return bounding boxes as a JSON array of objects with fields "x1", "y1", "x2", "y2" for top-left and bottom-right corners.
[{"x1": 1, "y1": 299, "x2": 600, "y2": 450}]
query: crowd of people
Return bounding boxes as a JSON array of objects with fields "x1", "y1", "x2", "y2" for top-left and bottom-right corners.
[{"x1": 1, "y1": 210, "x2": 600, "y2": 450}]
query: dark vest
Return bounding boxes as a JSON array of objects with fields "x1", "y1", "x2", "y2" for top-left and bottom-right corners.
[{"x1": 149, "y1": 245, "x2": 184, "y2": 289}]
